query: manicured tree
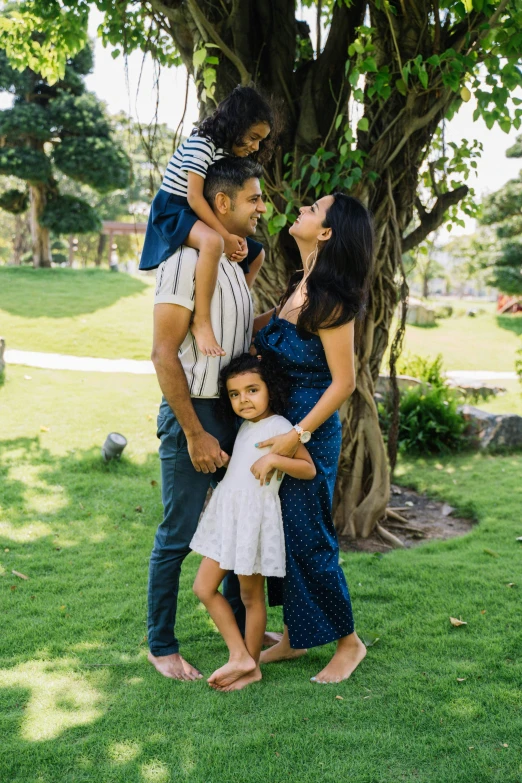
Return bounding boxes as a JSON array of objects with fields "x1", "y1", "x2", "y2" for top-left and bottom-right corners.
[
  {"x1": 481, "y1": 135, "x2": 522, "y2": 295},
  {"x1": 0, "y1": 35, "x2": 130, "y2": 267},
  {"x1": 6, "y1": 0, "x2": 522, "y2": 536}
]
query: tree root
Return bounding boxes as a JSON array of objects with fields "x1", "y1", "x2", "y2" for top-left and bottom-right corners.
[{"x1": 375, "y1": 523, "x2": 406, "y2": 548}]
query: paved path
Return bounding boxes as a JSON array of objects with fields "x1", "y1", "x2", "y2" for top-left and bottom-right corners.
[
  {"x1": 5, "y1": 349, "x2": 155, "y2": 375},
  {"x1": 4, "y1": 348, "x2": 519, "y2": 382},
  {"x1": 445, "y1": 370, "x2": 517, "y2": 383}
]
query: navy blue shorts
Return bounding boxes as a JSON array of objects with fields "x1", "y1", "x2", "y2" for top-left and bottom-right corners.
[{"x1": 139, "y1": 191, "x2": 263, "y2": 275}]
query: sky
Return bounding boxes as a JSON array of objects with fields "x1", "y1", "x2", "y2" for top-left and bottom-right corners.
[{"x1": 2, "y1": 6, "x2": 521, "y2": 239}]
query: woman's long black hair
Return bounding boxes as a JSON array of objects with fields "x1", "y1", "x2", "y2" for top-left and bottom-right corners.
[
  {"x1": 195, "y1": 85, "x2": 280, "y2": 165},
  {"x1": 280, "y1": 193, "x2": 374, "y2": 334},
  {"x1": 217, "y1": 352, "x2": 290, "y2": 422}
]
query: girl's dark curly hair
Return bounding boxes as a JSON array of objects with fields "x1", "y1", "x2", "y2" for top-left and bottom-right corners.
[
  {"x1": 217, "y1": 352, "x2": 290, "y2": 421},
  {"x1": 195, "y1": 85, "x2": 281, "y2": 165}
]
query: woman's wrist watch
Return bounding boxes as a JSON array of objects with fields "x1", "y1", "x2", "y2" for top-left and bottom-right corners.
[{"x1": 293, "y1": 424, "x2": 312, "y2": 443}]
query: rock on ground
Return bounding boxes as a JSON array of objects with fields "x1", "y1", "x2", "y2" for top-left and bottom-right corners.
[{"x1": 459, "y1": 404, "x2": 522, "y2": 450}]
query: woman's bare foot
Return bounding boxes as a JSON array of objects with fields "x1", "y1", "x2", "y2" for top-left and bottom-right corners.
[
  {"x1": 220, "y1": 666, "x2": 262, "y2": 692},
  {"x1": 207, "y1": 654, "x2": 256, "y2": 688},
  {"x1": 260, "y1": 638, "x2": 307, "y2": 664},
  {"x1": 147, "y1": 652, "x2": 202, "y2": 681},
  {"x1": 263, "y1": 631, "x2": 283, "y2": 648},
  {"x1": 310, "y1": 633, "x2": 366, "y2": 684},
  {"x1": 191, "y1": 316, "x2": 226, "y2": 357}
]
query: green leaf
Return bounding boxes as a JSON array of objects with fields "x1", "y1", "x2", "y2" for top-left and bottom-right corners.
[
  {"x1": 363, "y1": 57, "x2": 378, "y2": 73},
  {"x1": 335, "y1": 114, "x2": 344, "y2": 130},
  {"x1": 205, "y1": 56, "x2": 219, "y2": 65},
  {"x1": 463, "y1": 0, "x2": 473, "y2": 12},
  {"x1": 111, "y1": 49, "x2": 120, "y2": 59},
  {"x1": 310, "y1": 171, "x2": 321, "y2": 187},
  {"x1": 193, "y1": 47, "x2": 207, "y2": 69},
  {"x1": 419, "y1": 68, "x2": 429, "y2": 89},
  {"x1": 395, "y1": 78, "x2": 407, "y2": 96},
  {"x1": 357, "y1": 117, "x2": 369, "y2": 132},
  {"x1": 361, "y1": 632, "x2": 380, "y2": 647}
]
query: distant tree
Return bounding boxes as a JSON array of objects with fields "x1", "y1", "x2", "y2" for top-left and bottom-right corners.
[
  {"x1": 0, "y1": 26, "x2": 130, "y2": 267},
  {"x1": 443, "y1": 229, "x2": 497, "y2": 295},
  {"x1": 405, "y1": 237, "x2": 445, "y2": 298},
  {"x1": 481, "y1": 135, "x2": 522, "y2": 295}
]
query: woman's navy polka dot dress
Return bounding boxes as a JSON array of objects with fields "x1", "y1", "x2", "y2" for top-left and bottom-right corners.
[{"x1": 255, "y1": 312, "x2": 355, "y2": 649}]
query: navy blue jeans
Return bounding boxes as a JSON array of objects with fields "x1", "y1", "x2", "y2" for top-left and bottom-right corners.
[{"x1": 148, "y1": 398, "x2": 245, "y2": 656}]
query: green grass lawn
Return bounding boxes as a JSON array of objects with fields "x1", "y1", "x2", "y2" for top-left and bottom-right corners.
[
  {"x1": 2, "y1": 364, "x2": 522, "y2": 782},
  {"x1": 399, "y1": 305, "x2": 522, "y2": 373},
  {"x1": 0, "y1": 268, "x2": 154, "y2": 360}
]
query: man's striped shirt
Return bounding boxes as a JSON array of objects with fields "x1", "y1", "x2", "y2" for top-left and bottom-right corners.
[
  {"x1": 154, "y1": 246, "x2": 253, "y2": 398},
  {"x1": 160, "y1": 134, "x2": 226, "y2": 197}
]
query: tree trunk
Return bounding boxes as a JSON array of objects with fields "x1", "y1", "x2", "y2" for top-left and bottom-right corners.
[
  {"x1": 422, "y1": 273, "x2": 429, "y2": 299},
  {"x1": 144, "y1": 0, "x2": 473, "y2": 538},
  {"x1": 12, "y1": 213, "x2": 30, "y2": 265},
  {"x1": 30, "y1": 183, "x2": 52, "y2": 268},
  {"x1": 95, "y1": 233, "x2": 106, "y2": 267}
]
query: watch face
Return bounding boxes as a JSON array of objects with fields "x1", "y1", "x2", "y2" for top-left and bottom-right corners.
[{"x1": 300, "y1": 431, "x2": 311, "y2": 443}]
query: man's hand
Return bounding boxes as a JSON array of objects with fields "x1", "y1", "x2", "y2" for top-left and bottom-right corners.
[
  {"x1": 251, "y1": 454, "x2": 280, "y2": 486},
  {"x1": 187, "y1": 430, "x2": 229, "y2": 473}
]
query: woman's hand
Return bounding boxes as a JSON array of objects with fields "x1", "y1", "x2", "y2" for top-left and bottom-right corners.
[
  {"x1": 255, "y1": 429, "x2": 300, "y2": 482},
  {"x1": 250, "y1": 454, "x2": 279, "y2": 486}
]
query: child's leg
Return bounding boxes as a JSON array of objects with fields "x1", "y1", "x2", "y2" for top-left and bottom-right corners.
[
  {"x1": 185, "y1": 221, "x2": 225, "y2": 357},
  {"x1": 218, "y1": 574, "x2": 266, "y2": 693},
  {"x1": 193, "y1": 558, "x2": 255, "y2": 687}
]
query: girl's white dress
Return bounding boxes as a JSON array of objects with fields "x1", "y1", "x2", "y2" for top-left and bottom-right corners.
[{"x1": 190, "y1": 414, "x2": 291, "y2": 577}]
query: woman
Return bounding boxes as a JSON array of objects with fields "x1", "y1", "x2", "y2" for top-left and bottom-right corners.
[{"x1": 253, "y1": 193, "x2": 374, "y2": 684}]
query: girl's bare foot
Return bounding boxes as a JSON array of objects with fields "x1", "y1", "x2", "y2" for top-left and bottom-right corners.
[
  {"x1": 260, "y1": 639, "x2": 307, "y2": 664},
  {"x1": 191, "y1": 317, "x2": 226, "y2": 357},
  {"x1": 220, "y1": 666, "x2": 262, "y2": 692},
  {"x1": 207, "y1": 654, "x2": 256, "y2": 688},
  {"x1": 310, "y1": 633, "x2": 366, "y2": 684},
  {"x1": 147, "y1": 652, "x2": 203, "y2": 681}
]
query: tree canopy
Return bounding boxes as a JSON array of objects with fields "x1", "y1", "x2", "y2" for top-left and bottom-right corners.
[
  {"x1": 481, "y1": 135, "x2": 522, "y2": 294},
  {"x1": 0, "y1": 8, "x2": 130, "y2": 267}
]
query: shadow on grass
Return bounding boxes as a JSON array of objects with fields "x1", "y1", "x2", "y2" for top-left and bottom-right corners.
[
  {"x1": 496, "y1": 314, "x2": 522, "y2": 336},
  {"x1": 0, "y1": 268, "x2": 148, "y2": 319}
]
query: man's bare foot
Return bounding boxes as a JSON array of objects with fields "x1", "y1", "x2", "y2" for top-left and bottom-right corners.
[
  {"x1": 263, "y1": 631, "x2": 283, "y2": 648},
  {"x1": 207, "y1": 654, "x2": 256, "y2": 688},
  {"x1": 148, "y1": 651, "x2": 203, "y2": 681},
  {"x1": 220, "y1": 666, "x2": 262, "y2": 692},
  {"x1": 260, "y1": 638, "x2": 307, "y2": 664},
  {"x1": 191, "y1": 317, "x2": 226, "y2": 357},
  {"x1": 310, "y1": 633, "x2": 366, "y2": 684}
]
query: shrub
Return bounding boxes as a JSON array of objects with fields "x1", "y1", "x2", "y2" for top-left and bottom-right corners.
[
  {"x1": 396, "y1": 351, "x2": 446, "y2": 387},
  {"x1": 433, "y1": 304, "x2": 453, "y2": 319},
  {"x1": 397, "y1": 385, "x2": 465, "y2": 455}
]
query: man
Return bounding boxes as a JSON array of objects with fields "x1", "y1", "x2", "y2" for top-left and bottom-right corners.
[{"x1": 148, "y1": 157, "x2": 267, "y2": 680}]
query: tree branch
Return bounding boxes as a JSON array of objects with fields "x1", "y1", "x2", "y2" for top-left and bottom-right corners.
[
  {"x1": 402, "y1": 185, "x2": 468, "y2": 252},
  {"x1": 185, "y1": 0, "x2": 251, "y2": 85}
]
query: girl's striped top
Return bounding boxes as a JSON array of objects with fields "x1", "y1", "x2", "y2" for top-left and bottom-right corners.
[{"x1": 160, "y1": 133, "x2": 226, "y2": 197}]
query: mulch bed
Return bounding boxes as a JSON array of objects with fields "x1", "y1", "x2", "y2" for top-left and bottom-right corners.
[{"x1": 339, "y1": 484, "x2": 474, "y2": 554}]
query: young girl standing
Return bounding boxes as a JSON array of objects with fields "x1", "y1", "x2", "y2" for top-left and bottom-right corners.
[
  {"x1": 190, "y1": 353, "x2": 315, "y2": 692},
  {"x1": 139, "y1": 86, "x2": 276, "y2": 357}
]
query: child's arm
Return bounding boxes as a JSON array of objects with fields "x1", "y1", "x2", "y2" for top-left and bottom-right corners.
[
  {"x1": 250, "y1": 443, "x2": 315, "y2": 485},
  {"x1": 186, "y1": 172, "x2": 246, "y2": 259}
]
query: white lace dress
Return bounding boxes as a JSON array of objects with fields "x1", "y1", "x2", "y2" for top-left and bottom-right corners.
[{"x1": 190, "y1": 414, "x2": 291, "y2": 577}]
